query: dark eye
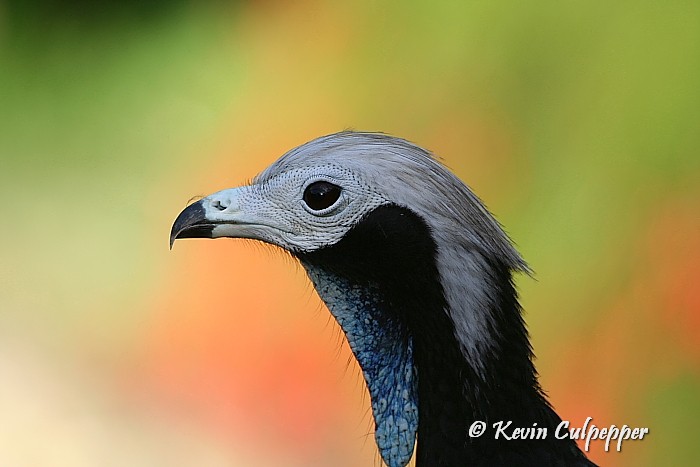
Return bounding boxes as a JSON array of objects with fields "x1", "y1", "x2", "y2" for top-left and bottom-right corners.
[{"x1": 303, "y1": 181, "x2": 342, "y2": 211}]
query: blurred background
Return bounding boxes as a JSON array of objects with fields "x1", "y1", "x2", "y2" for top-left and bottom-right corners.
[{"x1": 1, "y1": 0, "x2": 698, "y2": 465}]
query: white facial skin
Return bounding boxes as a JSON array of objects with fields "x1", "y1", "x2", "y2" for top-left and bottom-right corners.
[{"x1": 201, "y1": 163, "x2": 388, "y2": 253}]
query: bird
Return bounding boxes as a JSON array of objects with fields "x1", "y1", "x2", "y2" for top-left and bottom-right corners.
[{"x1": 170, "y1": 131, "x2": 596, "y2": 467}]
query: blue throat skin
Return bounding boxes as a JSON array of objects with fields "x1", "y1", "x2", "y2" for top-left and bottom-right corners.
[
  {"x1": 302, "y1": 267, "x2": 418, "y2": 467},
  {"x1": 296, "y1": 204, "x2": 594, "y2": 467}
]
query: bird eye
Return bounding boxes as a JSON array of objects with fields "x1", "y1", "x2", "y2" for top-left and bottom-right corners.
[{"x1": 303, "y1": 181, "x2": 342, "y2": 211}]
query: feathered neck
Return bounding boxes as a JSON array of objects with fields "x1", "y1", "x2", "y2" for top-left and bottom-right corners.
[{"x1": 298, "y1": 204, "x2": 592, "y2": 466}]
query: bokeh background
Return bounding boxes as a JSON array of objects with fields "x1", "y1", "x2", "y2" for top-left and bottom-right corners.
[{"x1": 1, "y1": 1, "x2": 698, "y2": 465}]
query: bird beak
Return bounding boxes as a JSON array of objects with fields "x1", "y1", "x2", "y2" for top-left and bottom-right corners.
[
  {"x1": 171, "y1": 186, "x2": 274, "y2": 250},
  {"x1": 170, "y1": 200, "x2": 213, "y2": 249}
]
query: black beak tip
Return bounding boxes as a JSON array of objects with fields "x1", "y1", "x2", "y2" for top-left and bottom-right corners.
[{"x1": 170, "y1": 200, "x2": 213, "y2": 249}]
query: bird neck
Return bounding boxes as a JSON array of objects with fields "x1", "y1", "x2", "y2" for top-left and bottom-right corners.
[
  {"x1": 408, "y1": 253, "x2": 574, "y2": 466},
  {"x1": 298, "y1": 204, "x2": 589, "y2": 467}
]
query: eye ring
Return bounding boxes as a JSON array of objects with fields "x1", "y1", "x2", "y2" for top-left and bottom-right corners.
[{"x1": 303, "y1": 180, "x2": 342, "y2": 212}]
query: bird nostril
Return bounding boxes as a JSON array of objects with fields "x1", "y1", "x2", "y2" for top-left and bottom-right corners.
[{"x1": 212, "y1": 200, "x2": 227, "y2": 211}]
